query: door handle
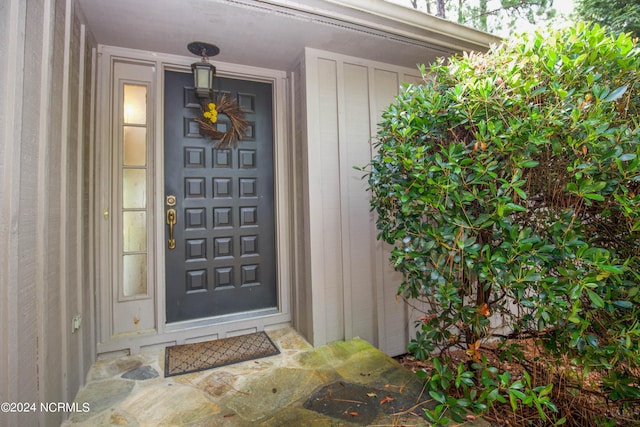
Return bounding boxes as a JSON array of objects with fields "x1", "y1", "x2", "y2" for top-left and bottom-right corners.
[
  {"x1": 166, "y1": 195, "x2": 177, "y2": 250},
  {"x1": 166, "y1": 209, "x2": 176, "y2": 249}
]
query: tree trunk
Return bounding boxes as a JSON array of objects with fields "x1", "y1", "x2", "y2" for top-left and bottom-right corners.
[
  {"x1": 436, "y1": 0, "x2": 446, "y2": 18},
  {"x1": 479, "y1": 0, "x2": 488, "y2": 32}
]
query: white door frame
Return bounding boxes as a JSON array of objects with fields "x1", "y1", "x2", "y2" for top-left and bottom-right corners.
[{"x1": 95, "y1": 45, "x2": 292, "y2": 355}]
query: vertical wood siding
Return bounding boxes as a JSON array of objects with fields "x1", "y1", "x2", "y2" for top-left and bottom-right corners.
[
  {"x1": 341, "y1": 63, "x2": 375, "y2": 343},
  {"x1": 290, "y1": 55, "x2": 313, "y2": 342},
  {"x1": 302, "y1": 48, "x2": 423, "y2": 356},
  {"x1": 314, "y1": 58, "x2": 345, "y2": 344},
  {"x1": 0, "y1": 0, "x2": 96, "y2": 425}
]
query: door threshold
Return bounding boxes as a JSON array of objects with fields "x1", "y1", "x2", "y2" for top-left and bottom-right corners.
[
  {"x1": 164, "y1": 307, "x2": 280, "y2": 332},
  {"x1": 97, "y1": 308, "x2": 289, "y2": 355}
]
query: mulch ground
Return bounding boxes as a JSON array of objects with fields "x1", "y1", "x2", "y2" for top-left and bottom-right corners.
[{"x1": 394, "y1": 339, "x2": 640, "y2": 427}]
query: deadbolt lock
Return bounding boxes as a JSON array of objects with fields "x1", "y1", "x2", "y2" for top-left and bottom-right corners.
[{"x1": 166, "y1": 195, "x2": 176, "y2": 206}]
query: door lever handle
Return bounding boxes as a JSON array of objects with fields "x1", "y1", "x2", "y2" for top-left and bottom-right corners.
[{"x1": 166, "y1": 208, "x2": 177, "y2": 249}]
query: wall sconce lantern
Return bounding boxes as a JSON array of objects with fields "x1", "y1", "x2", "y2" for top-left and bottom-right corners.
[{"x1": 188, "y1": 41, "x2": 220, "y2": 100}]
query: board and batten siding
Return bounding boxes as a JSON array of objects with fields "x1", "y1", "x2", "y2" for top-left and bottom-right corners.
[{"x1": 299, "y1": 48, "x2": 424, "y2": 356}]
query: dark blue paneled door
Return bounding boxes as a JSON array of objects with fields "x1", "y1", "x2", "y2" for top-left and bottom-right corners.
[{"x1": 164, "y1": 70, "x2": 276, "y2": 323}]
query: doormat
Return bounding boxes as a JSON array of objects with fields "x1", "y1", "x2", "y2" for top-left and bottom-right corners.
[{"x1": 164, "y1": 331, "x2": 280, "y2": 377}]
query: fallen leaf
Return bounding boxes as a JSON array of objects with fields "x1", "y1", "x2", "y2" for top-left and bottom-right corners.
[
  {"x1": 380, "y1": 396, "x2": 395, "y2": 405},
  {"x1": 223, "y1": 413, "x2": 235, "y2": 418},
  {"x1": 466, "y1": 340, "x2": 481, "y2": 362},
  {"x1": 366, "y1": 392, "x2": 377, "y2": 398},
  {"x1": 477, "y1": 303, "x2": 490, "y2": 317},
  {"x1": 349, "y1": 411, "x2": 359, "y2": 416}
]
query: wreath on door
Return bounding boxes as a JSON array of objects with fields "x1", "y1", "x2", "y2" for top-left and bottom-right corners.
[{"x1": 195, "y1": 95, "x2": 248, "y2": 148}]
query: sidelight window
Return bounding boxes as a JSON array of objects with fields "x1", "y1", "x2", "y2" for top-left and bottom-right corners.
[{"x1": 121, "y1": 83, "x2": 149, "y2": 298}]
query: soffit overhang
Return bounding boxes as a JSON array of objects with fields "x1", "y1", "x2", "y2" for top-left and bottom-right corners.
[{"x1": 77, "y1": 0, "x2": 502, "y2": 70}]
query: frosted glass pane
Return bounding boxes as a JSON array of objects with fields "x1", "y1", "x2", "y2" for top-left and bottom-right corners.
[
  {"x1": 123, "y1": 254, "x2": 147, "y2": 297},
  {"x1": 123, "y1": 127, "x2": 146, "y2": 166},
  {"x1": 123, "y1": 211, "x2": 146, "y2": 252},
  {"x1": 123, "y1": 169, "x2": 146, "y2": 208},
  {"x1": 124, "y1": 84, "x2": 147, "y2": 125}
]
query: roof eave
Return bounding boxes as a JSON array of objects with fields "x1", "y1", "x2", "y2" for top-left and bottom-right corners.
[{"x1": 261, "y1": 0, "x2": 503, "y2": 52}]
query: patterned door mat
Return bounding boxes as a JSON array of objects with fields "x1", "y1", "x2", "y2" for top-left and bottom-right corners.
[{"x1": 164, "y1": 331, "x2": 280, "y2": 377}]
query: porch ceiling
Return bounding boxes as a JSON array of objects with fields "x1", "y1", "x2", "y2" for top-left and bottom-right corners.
[{"x1": 77, "y1": 0, "x2": 501, "y2": 70}]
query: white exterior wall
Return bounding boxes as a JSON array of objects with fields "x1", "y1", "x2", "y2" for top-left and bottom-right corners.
[
  {"x1": 299, "y1": 47, "x2": 423, "y2": 356},
  {"x1": 0, "y1": 0, "x2": 95, "y2": 425}
]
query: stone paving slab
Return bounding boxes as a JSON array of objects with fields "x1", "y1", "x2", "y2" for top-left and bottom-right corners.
[{"x1": 62, "y1": 327, "x2": 488, "y2": 426}]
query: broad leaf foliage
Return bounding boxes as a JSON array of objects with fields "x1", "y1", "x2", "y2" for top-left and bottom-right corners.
[{"x1": 366, "y1": 23, "x2": 640, "y2": 425}]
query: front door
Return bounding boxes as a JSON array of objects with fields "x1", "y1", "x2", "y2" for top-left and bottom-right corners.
[{"x1": 164, "y1": 70, "x2": 277, "y2": 323}]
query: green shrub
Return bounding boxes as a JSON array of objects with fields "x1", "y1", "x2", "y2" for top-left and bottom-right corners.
[{"x1": 367, "y1": 23, "x2": 640, "y2": 425}]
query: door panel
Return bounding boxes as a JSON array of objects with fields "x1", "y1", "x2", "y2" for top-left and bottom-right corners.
[{"x1": 164, "y1": 70, "x2": 276, "y2": 323}]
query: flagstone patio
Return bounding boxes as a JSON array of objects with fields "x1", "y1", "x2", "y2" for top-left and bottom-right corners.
[{"x1": 62, "y1": 328, "x2": 490, "y2": 426}]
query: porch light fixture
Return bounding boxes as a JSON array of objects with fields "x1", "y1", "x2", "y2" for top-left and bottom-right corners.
[{"x1": 188, "y1": 41, "x2": 220, "y2": 100}]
